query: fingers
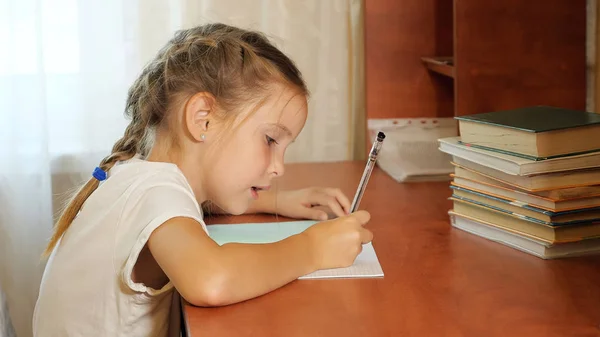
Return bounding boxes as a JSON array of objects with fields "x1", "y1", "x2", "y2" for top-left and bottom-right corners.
[
  {"x1": 326, "y1": 188, "x2": 351, "y2": 214},
  {"x1": 349, "y1": 210, "x2": 370, "y2": 225},
  {"x1": 360, "y1": 228, "x2": 374, "y2": 244},
  {"x1": 312, "y1": 191, "x2": 346, "y2": 218},
  {"x1": 306, "y1": 209, "x2": 329, "y2": 221}
]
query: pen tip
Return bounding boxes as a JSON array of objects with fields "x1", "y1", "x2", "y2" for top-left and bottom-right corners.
[{"x1": 377, "y1": 131, "x2": 386, "y2": 141}]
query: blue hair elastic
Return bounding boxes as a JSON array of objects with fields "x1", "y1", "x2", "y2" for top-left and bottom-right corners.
[{"x1": 92, "y1": 167, "x2": 107, "y2": 181}]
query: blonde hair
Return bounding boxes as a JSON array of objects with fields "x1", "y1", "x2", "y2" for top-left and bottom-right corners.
[{"x1": 43, "y1": 23, "x2": 308, "y2": 256}]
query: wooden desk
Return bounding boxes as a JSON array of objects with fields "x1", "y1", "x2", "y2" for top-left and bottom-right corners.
[{"x1": 183, "y1": 162, "x2": 600, "y2": 336}]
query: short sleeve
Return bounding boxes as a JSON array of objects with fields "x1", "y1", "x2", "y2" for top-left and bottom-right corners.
[{"x1": 116, "y1": 171, "x2": 207, "y2": 296}]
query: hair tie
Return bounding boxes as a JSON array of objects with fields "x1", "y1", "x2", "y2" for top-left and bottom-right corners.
[{"x1": 92, "y1": 167, "x2": 107, "y2": 181}]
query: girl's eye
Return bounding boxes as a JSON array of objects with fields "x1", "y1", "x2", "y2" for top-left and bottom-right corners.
[{"x1": 266, "y1": 135, "x2": 278, "y2": 146}]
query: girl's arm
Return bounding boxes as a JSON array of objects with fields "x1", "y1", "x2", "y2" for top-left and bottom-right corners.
[
  {"x1": 205, "y1": 187, "x2": 351, "y2": 220},
  {"x1": 147, "y1": 211, "x2": 371, "y2": 307},
  {"x1": 199, "y1": 192, "x2": 274, "y2": 215}
]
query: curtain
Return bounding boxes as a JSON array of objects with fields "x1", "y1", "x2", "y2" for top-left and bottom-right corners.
[
  {"x1": 0, "y1": 287, "x2": 15, "y2": 337},
  {"x1": 0, "y1": 0, "x2": 364, "y2": 336}
]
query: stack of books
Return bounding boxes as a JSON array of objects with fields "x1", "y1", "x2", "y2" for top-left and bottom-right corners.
[{"x1": 438, "y1": 106, "x2": 600, "y2": 259}]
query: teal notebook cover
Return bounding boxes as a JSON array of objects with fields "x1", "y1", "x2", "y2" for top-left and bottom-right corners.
[
  {"x1": 208, "y1": 221, "x2": 316, "y2": 245},
  {"x1": 455, "y1": 106, "x2": 600, "y2": 133}
]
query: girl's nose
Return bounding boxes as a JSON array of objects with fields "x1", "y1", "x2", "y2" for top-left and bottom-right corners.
[{"x1": 270, "y1": 154, "x2": 285, "y2": 177}]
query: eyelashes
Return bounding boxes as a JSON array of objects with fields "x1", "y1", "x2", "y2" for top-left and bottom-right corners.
[{"x1": 266, "y1": 135, "x2": 278, "y2": 146}]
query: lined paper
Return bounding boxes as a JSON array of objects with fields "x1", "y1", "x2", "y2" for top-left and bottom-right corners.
[{"x1": 207, "y1": 220, "x2": 384, "y2": 279}]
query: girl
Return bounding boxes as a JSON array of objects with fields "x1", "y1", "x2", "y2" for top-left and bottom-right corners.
[{"x1": 33, "y1": 23, "x2": 372, "y2": 337}]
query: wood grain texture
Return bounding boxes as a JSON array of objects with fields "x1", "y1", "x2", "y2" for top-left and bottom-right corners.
[
  {"x1": 596, "y1": 0, "x2": 600, "y2": 114},
  {"x1": 422, "y1": 56, "x2": 455, "y2": 78},
  {"x1": 183, "y1": 162, "x2": 600, "y2": 337},
  {"x1": 454, "y1": 0, "x2": 587, "y2": 116},
  {"x1": 365, "y1": 0, "x2": 454, "y2": 119}
]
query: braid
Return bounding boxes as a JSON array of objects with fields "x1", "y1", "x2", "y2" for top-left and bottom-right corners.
[
  {"x1": 99, "y1": 114, "x2": 150, "y2": 171},
  {"x1": 43, "y1": 47, "x2": 167, "y2": 257}
]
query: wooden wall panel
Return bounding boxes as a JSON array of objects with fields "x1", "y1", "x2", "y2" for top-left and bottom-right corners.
[
  {"x1": 595, "y1": 0, "x2": 600, "y2": 113},
  {"x1": 365, "y1": 0, "x2": 454, "y2": 119},
  {"x1": 454, "y1": 0, "x2": 587, "y2": 116}
]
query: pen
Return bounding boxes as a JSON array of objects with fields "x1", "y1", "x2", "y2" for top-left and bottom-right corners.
[{"x1": 350, "y1": 131, "x2": 386, "y2": 213}]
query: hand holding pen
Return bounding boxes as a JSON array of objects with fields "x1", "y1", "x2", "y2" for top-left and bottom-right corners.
[{"x1": 300, "y1": 131, "x2": 385, "y2": 270}]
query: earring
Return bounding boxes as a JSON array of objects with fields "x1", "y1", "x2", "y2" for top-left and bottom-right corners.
[{"x1": 200, "y1": 134, "x2": 206, "y2": 141}]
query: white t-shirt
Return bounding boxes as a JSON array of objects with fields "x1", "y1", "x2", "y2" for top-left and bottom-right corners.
[{"x1": 33, "y1": 157, "x2": 207, "y2": 337}]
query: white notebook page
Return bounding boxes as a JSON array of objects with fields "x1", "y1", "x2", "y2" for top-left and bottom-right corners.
[{"x1": 207, "y1": 220, "x2": 384, "y2": 279}]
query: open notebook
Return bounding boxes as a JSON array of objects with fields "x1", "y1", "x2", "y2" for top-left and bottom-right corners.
[{"x1": 207, "y1": 220, "x2": 384, "y2": 279}]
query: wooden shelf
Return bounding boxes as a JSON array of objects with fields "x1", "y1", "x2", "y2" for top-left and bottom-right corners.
[
  {"x1": 365, "y1": 0, "x2": 585, "y2": 122},
  {"x1": 421, "y1": 57, "x2": 454, "y2": 78}
]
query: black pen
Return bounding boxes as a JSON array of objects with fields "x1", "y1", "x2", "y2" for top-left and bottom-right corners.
[{"x1": 350, "y1": 131, "x2": 386, "y2": 212}]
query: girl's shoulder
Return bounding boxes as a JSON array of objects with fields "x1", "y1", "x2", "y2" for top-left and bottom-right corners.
[
  {"x1": 90, "y1": 155, "x2": 198, "y2": 214},
  {"x1": 108, "y1": 155, "x2": 189, "y2": 189},
  {"x1": 94, "y1": 154, "x2": 204, "y2": 230}
]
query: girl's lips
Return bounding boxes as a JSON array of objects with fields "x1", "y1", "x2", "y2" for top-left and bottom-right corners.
[
  {"x1": 250, "y1": 188, "x2": 259, "y2": 200},
  {"x1": 250, "y1": 185, "x2": 271, "y2": 199}
]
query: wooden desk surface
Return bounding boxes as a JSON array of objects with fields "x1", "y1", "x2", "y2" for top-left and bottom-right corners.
[{"x1": 183, "y1": 162, "x2": 600, "y2": 337}]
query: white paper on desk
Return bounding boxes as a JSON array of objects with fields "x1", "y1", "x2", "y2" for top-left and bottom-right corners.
[{"x1": 207, "y1": 220, "x2": 384, "y2": 279}]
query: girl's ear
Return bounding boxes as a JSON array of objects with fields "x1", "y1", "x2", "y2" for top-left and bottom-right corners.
[{"x1": 184, "y1": 92, "x2": 215, "y2": 142}]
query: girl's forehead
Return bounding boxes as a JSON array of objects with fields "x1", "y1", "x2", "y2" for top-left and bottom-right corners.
[{"x1": 254, "y1": 87, "x2": 307, "y2": 121}]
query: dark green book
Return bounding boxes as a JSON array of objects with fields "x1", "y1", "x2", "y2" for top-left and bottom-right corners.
[{"x1": 455, "y1": 106, "x2": 600, "y2": 160}]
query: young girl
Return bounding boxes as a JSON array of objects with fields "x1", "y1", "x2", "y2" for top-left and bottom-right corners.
[{"x1": 33, "y1": 23, "x2": 372, "y2": 337}]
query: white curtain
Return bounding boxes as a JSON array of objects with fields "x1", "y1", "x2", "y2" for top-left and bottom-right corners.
[{"x1": 0, "y1": 0, "x2": 364, "y2": 336}]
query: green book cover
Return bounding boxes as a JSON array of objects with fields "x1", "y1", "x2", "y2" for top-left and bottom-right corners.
[{"x1": 455, "y1": 106, "x2": 600, "y2": 133}]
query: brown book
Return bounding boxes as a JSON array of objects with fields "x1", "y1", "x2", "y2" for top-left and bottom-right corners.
[
  {"x1": 452, "y1": 158, "x2": 600, "y2": 199},
  {"x1": 448, "y1": 211, "x2": 600, "y2": 259},
  {"x1": 439, "y1": 136, "x2": 600, "y2": 176},
  {"x1": 452, "y1": 159, "x2": 600, "y2": 192},
  {"x1": 456, "y1": 106, "x2": 600, "y2": 159},
  {"x1": 451, "y1": 186, "x2": 600, "y2": 224},
  {"x1": 451, "y1": 197, "x2": 600, "y2": 244},
  {"x1": 451, "y1": 176, "x2": 600, "y2": 212}
]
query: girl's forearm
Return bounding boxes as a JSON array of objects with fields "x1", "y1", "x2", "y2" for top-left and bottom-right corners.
[{"x1": 204, "y1": 232, "x2": 316, "y2": 306}]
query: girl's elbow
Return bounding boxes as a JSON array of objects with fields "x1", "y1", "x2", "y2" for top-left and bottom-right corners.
[
  {"x1": 180, "y1": 273, "x2": 233, "y2": 307},
  {"x1": 185, "y1": 288, "x2": 229, "y2": 307}
]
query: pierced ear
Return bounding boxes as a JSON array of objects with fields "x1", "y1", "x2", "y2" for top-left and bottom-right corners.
[{"x1": 184, "y1": 92, "x2": 215, "y2": 142}]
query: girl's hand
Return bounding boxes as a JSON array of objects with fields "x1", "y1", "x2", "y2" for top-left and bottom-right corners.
[
  {"x1": 275, "y1": 187, "x2": 351, "y2": 221},
  {"x1": 302, "y1": 210, "x2": 373, "y2": 269}
]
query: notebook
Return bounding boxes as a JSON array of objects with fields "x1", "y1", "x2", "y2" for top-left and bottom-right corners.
[{"x1": 207, "y1": 220, "x2": 384, "y2": 279}]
